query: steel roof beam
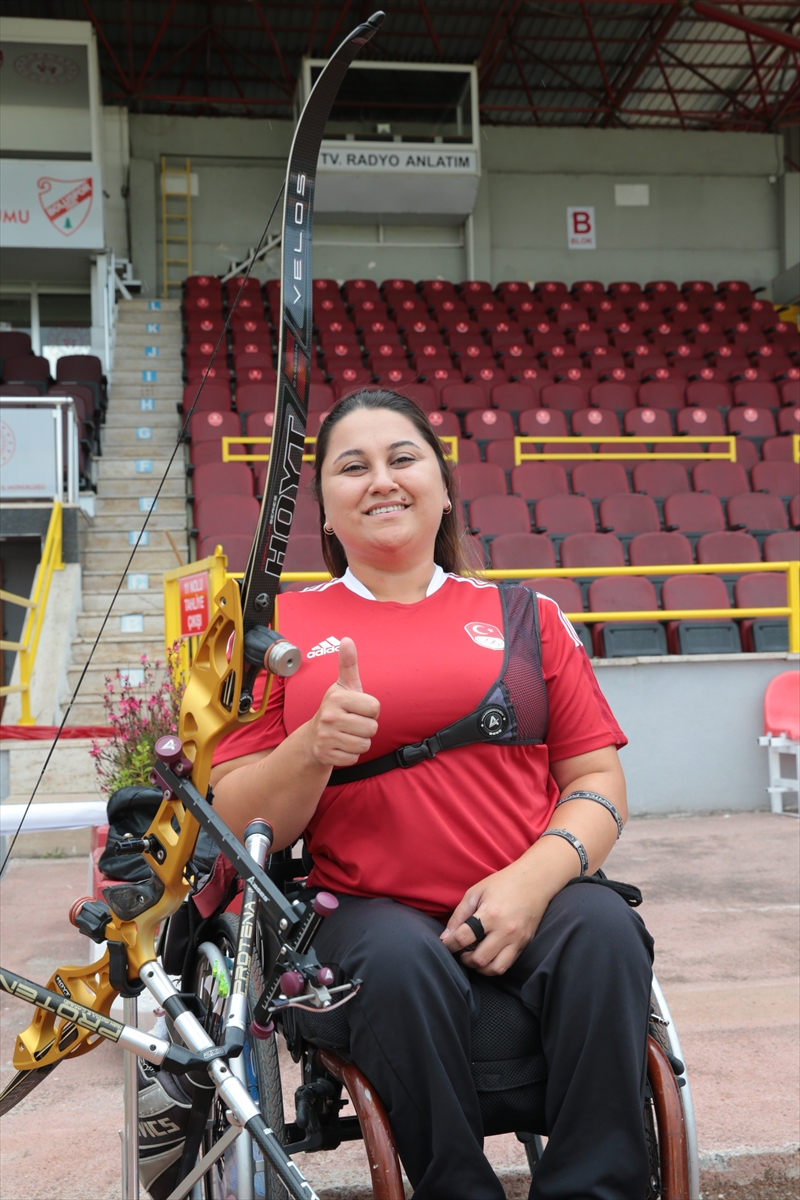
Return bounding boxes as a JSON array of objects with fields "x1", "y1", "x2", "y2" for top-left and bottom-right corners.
[
  {"x1": 134, "y1": 0, "x2": 179, "y2": 94},
  {"x1": 81, "y1": 0, "x2": 131, "y2": 92},
  {"x1": 250, "y1": 0, "x2": 294, "y2": 91},
  {"x1": 692, "y1": 2, "x2": 800, "y2": 52},
  {"x1": 598, "y1": 2, "x2": 682, "y2": 126},
  {"x1": 417, "y1": 0, "x2": 444, "y2": 60}
]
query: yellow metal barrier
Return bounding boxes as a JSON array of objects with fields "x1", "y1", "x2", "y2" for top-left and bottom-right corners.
[
  {"x1": 514, "y1": 435, "x2": 739, "y2": 466},
  {"x1": 0, "y1": 503, "x2": 64, "y2": 725},
  {"x1": 222, "y1": 434, "x2": 459, "y2": 464},
  {"x1": 163, "y1": 546, "x2": 229, "y2": 685},
  {"x1": 793, "y1": 434, "x2": 799, "y2": 464},
  {"x1": 163, "y1": 555, "x2": 800, "y2": 659}
]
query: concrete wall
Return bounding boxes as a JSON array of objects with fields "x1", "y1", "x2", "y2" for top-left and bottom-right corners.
[
  {"x1": 124, "y1": 113, "x2": 788, "y2": 295},
  {"x1": 594, "y1": 654, "x2": 799, "y2": 815}
]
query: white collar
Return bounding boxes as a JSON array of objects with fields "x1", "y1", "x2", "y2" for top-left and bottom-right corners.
[{"x1": 342, "y1": 564, "x2": 447, "y2": 601}]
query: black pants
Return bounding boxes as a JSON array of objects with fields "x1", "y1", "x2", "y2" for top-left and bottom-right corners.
[{"x1": 312, "y1": 881, "x2": 655, "y2": 1200}]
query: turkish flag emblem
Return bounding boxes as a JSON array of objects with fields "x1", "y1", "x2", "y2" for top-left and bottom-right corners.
[{"x1": 37, "y1": 176, "x2": 93, "y2": 236}]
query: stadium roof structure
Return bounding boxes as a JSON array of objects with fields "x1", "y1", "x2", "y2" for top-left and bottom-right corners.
[{"x1": 7, "y1": 1, "x2": 799, "y2": 141}]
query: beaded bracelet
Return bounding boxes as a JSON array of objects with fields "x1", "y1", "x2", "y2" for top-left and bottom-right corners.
[
  {"x1": 540, "y1": 828, "x2": 588, "y2": 876},
  {"x1": 555, "y1": 790, "x2": 623, "y2": 840}
]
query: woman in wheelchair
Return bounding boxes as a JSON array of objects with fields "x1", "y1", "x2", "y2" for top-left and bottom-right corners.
[{"x1": 210, "y1": 389, "x2": 655, "y2": 1200}]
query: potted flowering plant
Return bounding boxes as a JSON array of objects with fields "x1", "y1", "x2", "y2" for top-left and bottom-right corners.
[{"x1": 91, "y1": 644, "x2": 184, "y2": 795}]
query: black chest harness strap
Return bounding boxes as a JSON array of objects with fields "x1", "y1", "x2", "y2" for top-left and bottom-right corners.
[{"x1": 328, "y1": 584, "x2": 550, "y2": 787}]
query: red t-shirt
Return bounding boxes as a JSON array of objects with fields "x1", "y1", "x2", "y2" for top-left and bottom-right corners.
[{"x1": 213, "y1": 570, "x2": 626, "y2": 917}]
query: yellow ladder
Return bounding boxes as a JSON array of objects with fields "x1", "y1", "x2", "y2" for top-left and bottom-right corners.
[{"x1": 161, "y1": 155, "x2": 192, "y2": 297}]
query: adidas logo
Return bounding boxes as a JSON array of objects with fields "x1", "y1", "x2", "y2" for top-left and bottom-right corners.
[{"x1": 307, "y1": 636, "x2": 341, "y2": 659}]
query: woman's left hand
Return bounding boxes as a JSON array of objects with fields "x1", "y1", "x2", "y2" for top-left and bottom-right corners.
[{"x1": 439, "y1": 863, "x2": 550, "y2": 976}]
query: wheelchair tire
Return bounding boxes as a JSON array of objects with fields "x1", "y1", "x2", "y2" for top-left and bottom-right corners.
[{"x1": 189, "y1": 911, "x2": 286, "y2": 1200}]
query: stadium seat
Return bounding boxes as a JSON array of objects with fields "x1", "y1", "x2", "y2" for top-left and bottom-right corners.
[
  {"x1": 441, "y1": 383, "x2": 487, "y2": 411},
  {"x1": 661, "y1": 574, "x2": 741, "y2": 654},
  {"x1": 0, "y1": 383, "x2": 40, "y2": 396},
  {"x1": 469, "y1": 495, "x2": 531, "y2": 536},
  {"x1": 599, "y1": 493, "x2": 660, "y2": 534},
  {"x1": 632, "y1": 462, "x2": 690, "y2": 497},
  {"x1": 3, "y1": 354, "x2": 50, "y2": 392},
  {"x1": 182, "y1": 380, "x2": 233, "y2": 413},
  {"x1": 588, "y1": 381, "x2": 637, "y2": 412},
  {"x1": 308, "y1": 383, "x2": 336, "y2": 412},
  {"x1": 628, "y1": 531, "x2": 693, "y2": 566},
  {"x1": 189, "y1": 409, "x2": 242, "y2": 444},
  {"x1": 282, "y1": 535, "x2": 327, "y2": 574},
  {"x1": 375, "y1": 367, "x2": 418, "y2": 387},
  {"x1": 489, "y1": 532, "x2": 556, "y2": 569},
  {"x1": 0, "y1": 330, "x2": 32, "y2": 360},
  {"x1": 464, "y1": 409, "x2": 516, "y2": 441},
  {"x1": 534, "y1": 495, "x2": 596, "y2": 534},
  {"x1": 491, "y1": 382, "x2": 536, "y2": 413},
  {"x1": 763, "y1": 530, "x2": 800, "y2": 561},
  {"x1": 735, "y1": 573, "x2": 789, "y2": 651},
  {"x1": 468, "y1": 366, "x2": 508, "y2": 401},
  {"x1": 540, "y1": 383, "x2": 588, "y2": 413},
  {"x1": 192, "y1": 463, "x2": 254, "y2": 517},
  {"x1": 518, "y1": 408, "x2": 569, "y2": 437},
  {"x1": 780, "y1": 380, "x2": 799, "y2": 406},
  {"x1": 696, "y1": 531, "x2": 760, "y2": 563},
  {"x1": 638, "y1": 381, "x2": 685, "y2": 410},
  {"x1": 426, "y1": 411, "x2": 461, "y2": 438},
  {"x1": 684, "y1": 380, "x2": 732, "y2": 409},
  {"x1": 560, "y1": 533, "x2": 625, "y2": 568},
  {"x1": 481, "y1": 439, "x2": 514, "y2": 470},
  {"x1": 727, "y1": 407, "x2": 776, "y2": 439},
  {"x1": 692, "y1": 461, "x2": 750, "y2": 498},
  {"x1": 663, "y1": 492, "x2": 726, "y2": 533},
  {"x1": 751, "y1": 462, "x2": 799, "y2": 497},
  {"x1": 571, "y1": 408, "x2": 621, "y2": 438},
  {"x1": 510, "y1": 462, "x2": 569, "y2": 500},
  {"x1": 395, "y1": 383, "x2": 437, "y2": 412},
  {"x1": 195, "y1": 494, "x2": 259, "y2": 547},
  {"x1": 760, "y1": 435, "x2": 794, "y2": 462},
  {"x1": 676, "y1": 407, "x2": 726, "y2": 438},
  {"x1": 455, "y1": 463, "x2": 508, "y2": 501},
  {"x1": 587, "y1": 576, "x2": 666, "y2": 657},
  {"x1": 727, "y1": 493, "x2": 789, "y2": 532},
  {"x1": 572, "y1": 462, "x2": 629, "y2": 500},
  {"x1": 777, "y1": 407, "x2": 800, "y2": 434},
  {"x1": 791, "y1": 495, "x2": 800, "y2": 528},
  {"x1": 198, "y1": 534, "x2": 252, "y2": 572},
  {"x1": 623, "y1": 408, "x2": 673, "y2": 437},
  {"x1": 732, "y1": 381, "x2": 780, "y2": 409},
  {"x1": 507, "y1": 367, "x2": 553, "y2": 399}
]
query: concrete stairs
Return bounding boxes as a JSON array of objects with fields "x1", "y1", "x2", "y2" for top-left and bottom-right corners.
[{"x1": 66, "y1": 298, "x2": 189, "y2": 726}]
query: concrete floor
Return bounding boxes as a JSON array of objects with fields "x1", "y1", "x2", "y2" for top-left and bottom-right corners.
[{"x1": 0, "y1": 812, "x2": 797, "y2": 1200}]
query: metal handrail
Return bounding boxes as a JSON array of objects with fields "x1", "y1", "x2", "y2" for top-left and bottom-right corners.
[
  {"x1": 0, "y1": 503, "x2": 65, "y2": 724},
  {"x1": 221, "y1": 434, "x2": 460, "y2": 464},
  {"x1": 514, "y1": 435, "x2": 739, "y2": 464}
]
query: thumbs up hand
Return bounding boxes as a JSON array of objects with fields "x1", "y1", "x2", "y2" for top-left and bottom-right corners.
[{"x1": 307, "y1": 638, "x2": 380, "y2": 768}]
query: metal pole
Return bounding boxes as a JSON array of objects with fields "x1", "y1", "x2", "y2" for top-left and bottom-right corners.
[{"x1": 121, "y1": 996, "x2": 140, "y2": 1200}]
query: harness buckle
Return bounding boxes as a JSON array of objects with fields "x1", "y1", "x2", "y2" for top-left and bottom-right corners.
[{"x1": 397, "y1": 738, "x2": 438, "y2": 768}]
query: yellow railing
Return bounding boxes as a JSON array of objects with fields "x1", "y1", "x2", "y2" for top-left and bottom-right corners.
[
  {"x1": 514, "y1": 435, "x2": 739, "y2": 465},
  {"x1": 793, "y1": 434, "x2": 800, "y2": 464},
  {"x1": 221, "y1": 435, "x2": 460, "y2": 464},
  {"x1": 163, "y1": 553, "x2": 800, "y2": 658},
  {"x1": 0, "y1": 503, "x2": 64, "y2": 725},
  {"x1": 163, "y1": 546, "x2": 229, "y2": 685}
]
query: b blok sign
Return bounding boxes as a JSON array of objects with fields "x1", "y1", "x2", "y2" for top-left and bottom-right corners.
[
  {"x1": 0, "y1": 161, "x2": 103, "y2": 249},
  {"x1": 567, "y1": 207, "x2": 596, "y2": 250}
]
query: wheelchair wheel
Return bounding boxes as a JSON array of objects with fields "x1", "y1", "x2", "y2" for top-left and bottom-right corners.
[{"x1": 189, "y1": 911, "x2": 286, "y2": 1200}]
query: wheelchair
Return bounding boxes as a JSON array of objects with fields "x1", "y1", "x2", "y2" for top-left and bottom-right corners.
[{"x1": 175, "y1": 846, "x2": 700, "y2": 1200}]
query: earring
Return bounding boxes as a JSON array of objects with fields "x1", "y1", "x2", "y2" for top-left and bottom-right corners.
[
  {"x1": 323, "y1": 522, "x2": 335, "y2": 536},
  {"x1": 442, "y1": 501, "x2": 452, "y2": 515}
]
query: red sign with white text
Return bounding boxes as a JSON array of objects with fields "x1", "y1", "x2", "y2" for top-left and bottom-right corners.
[{"x1": 179, "y1": 571, "x2": 210, "y2": 637}]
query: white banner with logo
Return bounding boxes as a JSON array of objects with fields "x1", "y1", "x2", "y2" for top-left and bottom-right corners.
[
  {"x1": 0, "y1": 160, "x2": 103, "y2": 249},
  {"x1": 0, "y1": 408, "x2": 58, "y2": 498}
]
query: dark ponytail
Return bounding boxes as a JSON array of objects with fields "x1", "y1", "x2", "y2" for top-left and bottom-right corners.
[{"x1": 311, "y1": 389, "x2": 473, "y2": 579}]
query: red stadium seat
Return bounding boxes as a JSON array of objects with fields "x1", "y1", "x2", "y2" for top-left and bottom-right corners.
[
  {"x1": 195, "y1": 494, "x2": 259, "y2": 546},
  {"x1": 283, "y1": 535, "x2": 327, "y2": 573},
  {"x1": 198, "y1": 534, "x2": 252, "y2": 572},
  {"x1": 524, "y1": 577, "x2": 585, "y2": 620},
  {"x1": 427, "y1": 410, "x2": 461, "y2": 438},
  {"x1": 469, "y1": 495, "x2": 530, "y2": 536},
  {"x1": 696, "y1": 531, "x2": 760, "y2": 563},
  {"x1": 735, "y1": 573, "x2": 788, "y2": 651},
  {"x1": 780, "y1": 380, "x2": 799, "y2": 406},
  {"x1": 534, "y1": 495, "x2": 596, "y2": 534},
  {"x1": 382, "y1": 278, "x2": 417, "y2": 298},
  {"x1": 483, "y1": 439, "x2": 517, "y2": 471},
  {"x1": 0, "y1": 330, "x2": 32, "y2": 358},
  {"x1": 245, "y1": 410, "x2": 279, "y2": 439},
  {"x1": 599, "y1": 494, "x2": 660, "y2": 534},
  {"x1": 676, "y1": 406, "x2": 726, "y2": 436},
  {"x1": 560, "y1": 533, "x2": 625, "y2": 568},
  {"x1": 467, "y1": 365, "x2": 508, "y2": 401},
  {"x1": 727, "y1": 493, "x2": 788, "y2": 532},
  {"x1": 309, "y1": 383, "x2": 336, "y2": 413},
  {"x1": 777, "y1": 407, "x2": 800, "y2": 434},
  {"x1": 572, "y1": 409, "x2": 621, "y2": 438},
  {"x1": 235, "y1": 383, "x2": 274, "y2": 414},
  {"x1": 374, "y1": 367, "x2": 418, "y2": 387},
  {"x1": 751, "y1": 461, "x2": 799, "y2": 496},
  {"x1": 518, "y1": 408, "x2": 569, "y2": 437},
  {"x1": 455, "y1": 463, "x2": 508, "y2": 501},
  {"x1": 638, "y1": 381, "x2": 685, "y2": 410},
  {"x1": 395, "y1": 382, "x2": 438, "y2": 412},
  {"x1": 181, "y1": 383, "x2": 232, "y2": 414},
  {"x1": 623, "y1": 409, "x2": 673, "y2": 437},
  {"x1": 572, "y1": 462, "x2": 629, "y2": 500},
  {"x1": 628, "y1": 532, "x2": 693, "y2": 566},
  {"x1": 4, "y1": 354, "x2": 50, "y2": 391},
  {"x1": 507, "y1": 367, "x2": 553, "y2": 399},
  {"x1": 192, "y1": 462, "x2": 254, "y2": 511},
  {"x1": 441, "y1": 383, "x2": 487, "y2": 411},
  {"x1": 760, "y1": 436, "x2": 794, "y2": 462},
  {"x1": 464, "y1": 409, "x2": 516, "y2": 441},
  {"x1": 792, "y1": 495, "x2": 800, "y2": 527},
  {"x1": 453, "y1": 438, "x2": 480, "y2": 464},
  {"x1": 632, "y1": 462, "x2": 690, "y2": 497},
  {"x1": 492, "y1": 382, "x2": 537, "y2": 412},
  {"x1": 663, "y1": 493, "x2": 726, "y2": 533},
  {"x1": 510, "y1": 462, "x2": 569, "y2": 499},
  {"x1": 587, "y1": 576, "x2": 665, "y2": 657},
  {"x1": 185, "y1": 294, "x2": 224, "y2": 316},
  {"x1": 189, "y1": 409, "x2": 242, "y2": 444},
  {"x1": 661, "y1": 574, "x2": 741, "y2": 654},
  {"x1": 727, "y1": 407, "x2": 776, "y2": 439},
  {"x1": 732, "y1": 438, "x2": 758, "y2": 469},
  {"x1": 692, "y1": 461, "x2": 750, "y2": 498},
  {"x1": 540, "y1": 383, "x2": 588, "y2": 413},
  {"x1": 682, "y1": 280, "x2": 715, "y2": 298},
  {"x1": 732, "y1": 381, "x2": 780, "y2": 409},
  {"x1": 489, "y1": 533, "x2": 556, "y2": 569},
  {"x1": 763, "y1": 531, "x2": 800, "y2": 561},
  {"x1": 588, "y1": 381, "x2": 637, "y2": 412}
]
